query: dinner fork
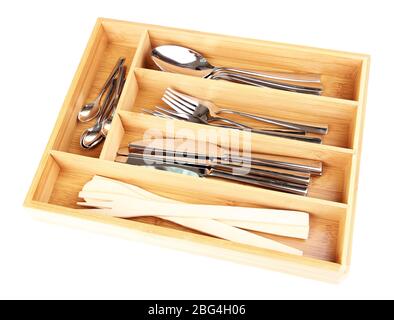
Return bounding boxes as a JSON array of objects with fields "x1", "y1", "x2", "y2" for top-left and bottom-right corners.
[
  {"x1": 161, "y1": 89, "x2": 322, "y2": 143},
  {"x1": 163, "y1": 88, "x2": 328, "y2": 135},
  {"x1": 143, "y1": 108, "x2": 307, "y2": 135}
]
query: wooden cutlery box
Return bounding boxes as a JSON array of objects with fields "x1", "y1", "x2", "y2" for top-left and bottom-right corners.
[{"x1": 25, "y1": 18, "x2": 369, "y2": 282}]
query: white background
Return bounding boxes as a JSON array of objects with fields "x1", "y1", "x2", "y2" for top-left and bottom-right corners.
[{"x1": 1, "y1": 0, "x2": 393, "y2": 300}]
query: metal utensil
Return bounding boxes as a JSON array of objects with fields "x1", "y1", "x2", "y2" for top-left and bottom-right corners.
[
  {"x1": 101, "y1": 65, "x2": 126, "y2": 137},
  {"x1": 80, "y1": 65, "x2": 126, "y2": 149},
  {"x1": 151, "y1": 45, "x2": 323, "y2": 94},
  {"x1": 165, "y1": 88, "x2": 328, "y2": 135},
  {"x1": 116, "y1": 154, "x2": 308, "y2": 196},
  {"x1": 80, "y1": 79, "x2": 117, "y2": 149},
  {"x1": 117, "y1": 148, "x2": 311, "y2": 186},
  {"x1": 210, "y1": 71, "x2": 323, "y2": 95},
  {"x1": 126, "y1": 138, "x2": 323, "y2": 176},
  {"x1": 161, "y1": 89, "x2": 322, "y2": 143},
  {"x1": 144, "y1": 108, "x2": 305, "y2": 135},
  {"x1": 78, "y1": 57, "x2": 125, "y2": 122}
]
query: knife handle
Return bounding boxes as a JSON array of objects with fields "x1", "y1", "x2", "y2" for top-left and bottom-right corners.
[
  {"x1": 214, "y1": 163, "x2": 311, "y2": 186},
  {"x1": 209, "y1": 169, "x2": 308, "y2": 196},
  {"x1": 227, "y1": 154, "x2": 323, "y2": 176}
]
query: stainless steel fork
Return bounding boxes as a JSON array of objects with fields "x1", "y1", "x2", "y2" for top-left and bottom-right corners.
[
  {"x1": 143, "y1": 108, "x2": 309, "y2": 136},
  {"x1": 161, "y1": 88, "x2": 322, "y2": 144},
  {"x1": 164, "y1": 88, "x2": 328, "y2": 135}
]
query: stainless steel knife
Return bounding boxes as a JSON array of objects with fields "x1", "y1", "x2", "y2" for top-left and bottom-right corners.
[
  {"x1": 116, "y1": 154, "x2": 308, "y2": 196},
  {"x1": 126, "y1": 139, "x2": 323, "y2": 176},
  {"x1": 117, "y1": 149, "x2": 311, "y2": 186}
]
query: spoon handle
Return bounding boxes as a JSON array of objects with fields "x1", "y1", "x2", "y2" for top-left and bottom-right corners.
[
  {"x1": 98, "y1": 57, "x2": 125, "y2": 98},
  {"x1": 217, "y1": 110, "x2": 328, "y2": 135},
  {"x1": 215, "y1": 67, "x2": 322, "y2": 86},
  {"x1": 212, "y1": 72, "x2": 322, "y2": 95}
]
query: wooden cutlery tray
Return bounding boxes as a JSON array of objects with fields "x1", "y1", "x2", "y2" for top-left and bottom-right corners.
[{"x1": 25, "y1": 18, "x2": 369, "y2": 282}]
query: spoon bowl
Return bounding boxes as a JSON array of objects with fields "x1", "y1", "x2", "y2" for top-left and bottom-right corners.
[
  {"x1": 152, "y1": 45, "x2": 214, "y2": 78},
  {"x1": 78, "y1": 99, "x2": 101, "y2": 122},
  {"x1": 151, "y1": 45, "x2": 323, "y2": 94},
  {"x1": 80, "y1": 123, "x2": 105, "y2": 149},
  {"x1": 80, "y1": 79, "x2": 117, "y2": 149}
]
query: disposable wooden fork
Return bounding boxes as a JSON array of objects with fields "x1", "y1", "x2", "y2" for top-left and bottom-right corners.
[
  {"x1": 78, "y1": 184, "x2": 303, "y2": 256},
  {"x1": 78, "y1": 191, "x2": 308, "y2": 224},
  {"x1": 81, "y1": 176, "x2": 309, "y2": 239}
]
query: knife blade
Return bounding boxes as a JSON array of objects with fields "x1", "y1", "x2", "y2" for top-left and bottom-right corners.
[
  {"x1": 126, "y1": 139, "x2": 323, "y2": 175},
  {"x1": 116, "y1": 154, "x2": 308, "y2": 196},
  {"x1": 117, "y1": 149, "x2": 311, "y2": 186}
]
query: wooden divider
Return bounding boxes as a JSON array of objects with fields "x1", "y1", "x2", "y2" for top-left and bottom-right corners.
[{"x1": 25, "y1": 18, "x2": 370, "y2": 281}]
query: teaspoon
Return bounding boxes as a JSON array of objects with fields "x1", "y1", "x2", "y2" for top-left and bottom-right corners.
[
  {"x1": 80, "y1": 78, "x2": 117, "y2": 149},
  {"x1": 78, "y1": 57, "x2": 125, "y2": 122}
]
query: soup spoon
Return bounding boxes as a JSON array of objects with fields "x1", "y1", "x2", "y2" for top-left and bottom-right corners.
[
  {"x1": 151, "y1": 45, "x2": 323, "y2": 93},
  {"x1": 78, "y1": 57, "x2": 125, "y2": 122}
]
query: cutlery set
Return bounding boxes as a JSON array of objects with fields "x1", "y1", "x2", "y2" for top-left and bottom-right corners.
[
  {"x1": 78, "y1": 176, "x2": 310, "y2": 255},
  {"x1": 151, "y1": 45, "x2": 324, "y2": 95},
  {"x1": 78, "y1": 58, "x2": 127, "y2": 149},
  {"x1": 26, "y1": 19, "x2": 368, "y2": 278},
  {"x1": 115, "y1": 138, "x2": 323, "y2": 196},
  {"x1": 76, "y1": 43, "x2": 326, "y2": 254},
  {"x1": 144, "y1": 87, "x2": 328, "y2": 143}
]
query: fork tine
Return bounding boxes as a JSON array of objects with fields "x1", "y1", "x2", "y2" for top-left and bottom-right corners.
[
  {"x1": 155, "y1": 106, "x2": 189, "y2": 120},
  {"x1": 163, "y1": 93, "x2": 194, "y2": 114},
  {"x1": 142, "y1": 108, "x2": 155, "y2": 115},
  {"x1": 152, "y1": 111, "x2": 173, "y2": 119},
  {"x1": 164, "y1": 89, "x2": 196, "y2": 112},
  {"x1": 166, "y1": 88, "x2": 199, "y2": 108},
  {"x1": 143, "y1": 108, "x2": 173, "y2": 120},
  {"x1": 162, "y1": 96, "x2": 193, "y2": 115}
]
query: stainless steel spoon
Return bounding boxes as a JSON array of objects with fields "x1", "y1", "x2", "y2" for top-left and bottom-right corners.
[
  {"x1": 78, "y1": 57, "x2": 125, "y2": 122},
  {"x1": 151, "y1": 45, "x2": 323, "y2": 93},
  {"x1": 80, "y1": 79, "x2": 117, "y2": 149},
  {"x1": 210, "y1": 71, "x2": 322, "y2": 95},
  {"x1": 101, "y1": 66, "x2": 126, "y2": 137}
]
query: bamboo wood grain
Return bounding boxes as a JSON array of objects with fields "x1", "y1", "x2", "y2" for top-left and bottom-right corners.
[
  {"x1": 45, "y1": 150, "x2": 341, "y2": 262},
  {"x1": 27, "y1": 201, "x2": 344, "y2": 282},
  {"x1": 78, "y1": 191, "x2": 308, "y2": 225},
  {"x1": 24, "y1": 19, "x2": 106, "y2": 205},
  {"x1": 25, "y1": 18, "x2": 369, "y2": 281},
  {"x1": 82, "y1": 176, "x2": 309, "y2": 239},
  {"x1": 130, "y1": 68, "x2": 357, "y2": 148},
  {"x1": 115, "y1": 112, "x2": 351, "y2": 203},
  {"x1": 78, "y1": 202, "x2": 303, "y2": 256},
  {"x1": 50, "y1": 150, "x2": 347, "y2": 218},
  {"x1": 42, "y1": 151, "x2": 337, "y2": 261}
]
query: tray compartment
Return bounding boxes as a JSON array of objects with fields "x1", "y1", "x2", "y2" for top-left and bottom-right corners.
[
  {"x1": 50, "y1": 21, "x2": 147, "y2": 158},
  {"x1": 101, "y1": 68, "x2": 354, "y2": 203},
  {"x1": 30, "y1": 151, "x2": 347, "y2": 264},
  {"x1": 137, "y1": 28, "x2": 364, "y2": 101},
  {"x1": 122, "y1": 68, "x2": 358, "y2": 149},
  {"x1": 106, "y1": 110, "x2": 352, "y2": 203},
  {"x1": 25, "y1": 18, "x2": 370, "y2": 282}
]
